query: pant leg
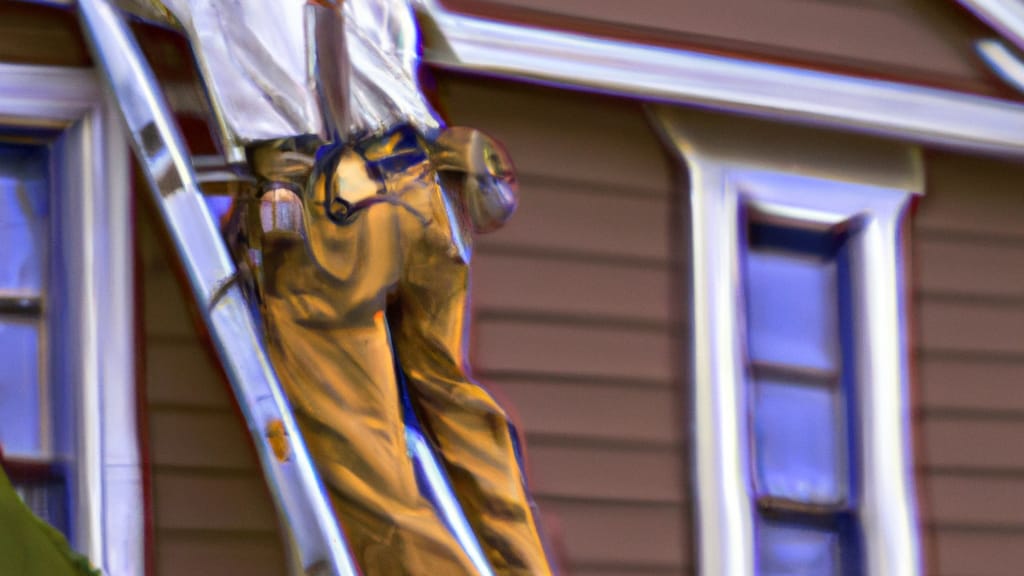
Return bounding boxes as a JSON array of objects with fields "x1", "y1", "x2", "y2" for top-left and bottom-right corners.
[
  {"x1": 256, "y1": 191, "x2": 479, "y2": 576},
  {"x1": 390, "y1": 174, "x2": 554, "y2": 576}
]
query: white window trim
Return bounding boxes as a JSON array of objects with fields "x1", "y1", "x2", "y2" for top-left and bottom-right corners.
[
  {"x1": 649, "y1": 105, "x2": 923, "y2": 576},
  {"x1": 0, "y1": 62, "x2": 140, "y2": 576}
]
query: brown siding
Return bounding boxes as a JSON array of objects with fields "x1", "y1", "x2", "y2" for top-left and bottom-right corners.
[
  {"x1": 0, "y1": 3, "x2": 89, "y2": 68},
  {"x1": 135, "y1": 75, "x2": 1024, "y2": 576},
  {"x1": 914, "y1": 151, "x2": 1024, "y2": 576},
  {"x1": 440, "y1": 0, "x2": 1003, "y2": 97},
  {"x1": 138, "y1": 203, "x2": 289, "y2": 576},
  {"x1": 437, "y1": 74, "x2": 691, "y2": 575}
]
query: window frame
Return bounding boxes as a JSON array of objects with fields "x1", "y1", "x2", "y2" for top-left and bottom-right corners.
[
  {"x1": 1, "y1": 142, "x2": 65, "y2": 533},
  {"x1": 650, "y1": 106, "x2": 923, "y2": 576},
  {"x1": 0, "y1": 62, "x2": 140, "y2": 575}
]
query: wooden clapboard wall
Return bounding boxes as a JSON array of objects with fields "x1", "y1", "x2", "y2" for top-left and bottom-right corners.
[
  {"x1": 138, "y1": 203, "x2": 289, "y2": 576},
  {"x1": 436, "y1": 74, "x2": 690, "y2": 576},
  {"x1": 8, "y1": 1, "x2": 1020, "y2": 574},
  {"x1": 914, "y1": 151, "x2": 1024, "y2": 576},
  {"x1": 138, "y1": 71, "x2": 1024, "y2": 576}
]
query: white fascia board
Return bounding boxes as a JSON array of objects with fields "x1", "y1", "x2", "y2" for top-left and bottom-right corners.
[{"x1": 419, "y1": 1, "x2": 1024, "y2": 158}]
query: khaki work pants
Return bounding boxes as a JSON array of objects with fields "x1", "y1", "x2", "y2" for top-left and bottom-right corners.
[{"x1": 248, "y1": 135, "x2": 552, "y2": 576}]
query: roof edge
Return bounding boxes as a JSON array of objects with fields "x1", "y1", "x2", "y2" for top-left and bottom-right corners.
[
  {"x1": 22, "y1": 0, "x2": 1024, "y2": 158},
  {"x1": 418, "y1": 0, "x2": 1024, "y2": 158}
]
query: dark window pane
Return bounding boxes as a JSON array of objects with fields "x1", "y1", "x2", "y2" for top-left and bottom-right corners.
[
  {"x1": 754, "y1": 377, "x2": 846, "y2": 505},
  {"x1": 0, "y1": 320, "x2": 42, "y2": 456},
  {"x1": 10, "y1": 466, "x2": 70, "y2": 536},
  {"x1": 747, "y1": 222, "x2": 844, "y2": 259},
  {"x1": 745, "y1": 250, "x2": 839, "y2": 372},
  {"x1": 758, "y1": 517, "x2": 840, "y2": 576},
  {"x1": 0, "y1": 145, "x2": 49, "y2": 294}
]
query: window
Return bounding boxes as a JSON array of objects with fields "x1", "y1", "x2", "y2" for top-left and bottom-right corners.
[
  {"x1": 743, "y1": 216, "x2": 861, "y2": 575},
  {"x1": 0, "y1": 62, "x2": 139, "y2": 575},
  {"x1": 0, "y1": 143, "x2": 74, "y2": 536},
  {"x1": 650, "y1": 107, "x2": 922, "y2": 576}
]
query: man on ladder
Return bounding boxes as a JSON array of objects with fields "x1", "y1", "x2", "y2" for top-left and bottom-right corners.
[{"x1": 110, "y1": 1, "x2": 556, "y2": 574}]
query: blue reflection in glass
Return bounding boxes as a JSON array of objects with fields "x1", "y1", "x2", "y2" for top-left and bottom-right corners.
[
  {"x1": 0, "y1": 320, "x2": 42, "y2": 456},
  {"x1": 204, "y1": 195, "x2": 234, "y2": 227},
  {"x1": 754, "y1": 377, "x2": 846, "y2": 505},
  {"x1": 0, "y1": 145, "x2": 49, "y2": 294},
  {"x1": 745, "y1": 250, "x2": 839, "y2": 373},
  {"x1": 758, "y1": 518, "x2": 839, "y2": 576}
]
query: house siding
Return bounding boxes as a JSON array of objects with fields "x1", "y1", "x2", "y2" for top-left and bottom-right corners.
[
  {"x1": 130, "y1": 74, "x2": 1024, "y2": 576},
  {"x1": 437, "y1": 79, "x2": 1024, "y2": 576},
  {"x1": 914, "y1": 151, "x2": 1024, "y2": 576},
  {"x1": 437, "y1": 74, "x2": 692, "y2": 576},
  {"x1": 138, "y1": 202, "x2": 289, "y2": 576},
  {"x1": 0, "y1": 3, "x2": 89, "y2": 68},
  {"x1": 2, "y1": 3, "x2": 1021, "y2": 575}
]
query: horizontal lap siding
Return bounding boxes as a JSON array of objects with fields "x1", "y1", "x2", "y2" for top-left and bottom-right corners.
[
  {"x1": 137, "y1": 80, "x2": 1024, "y2": 576},
  {"x1": 437, "y1": 74, "x2": 691, "y2": 575},
  {"x1": 138, "y1": 204, "x2": 288, "y2": 576},
  {"x1": 0, "y1": 3, "x2": 89, "y2": 67},
  {"x1": 914, "y1": 151, "x2": 1024, "y2": 576}
]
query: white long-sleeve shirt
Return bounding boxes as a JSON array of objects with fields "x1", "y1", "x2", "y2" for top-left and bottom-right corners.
[{"x1": 158, "y1": 0, "x2": 441, "y2": 145}]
